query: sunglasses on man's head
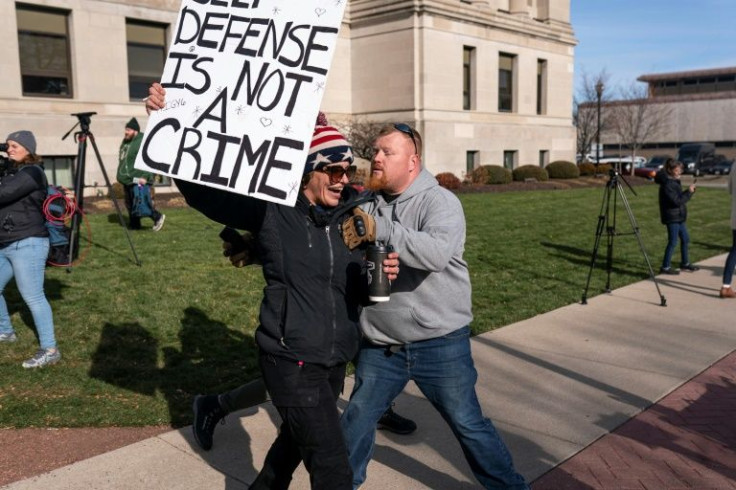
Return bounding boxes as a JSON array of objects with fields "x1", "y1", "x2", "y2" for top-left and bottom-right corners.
[
  {"x1": 393, "y1": 123, "x2": 418, "y2": 154},
  {"x1": 319, "y1": 165, "x2": 357, "y2": 183}
]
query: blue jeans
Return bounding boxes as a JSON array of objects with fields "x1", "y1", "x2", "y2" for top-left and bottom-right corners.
[
  {"x1": 723, "y1": 230, "x2": 736, "y2": 285},
  {"x1": 662, "y1": 222, "x2": 690, "y2": 269},
  {"x1": 341, "y1": 326, "x2": 528, "y2": 489},
  {"x1": 0, "y1": 237, "x2": 56, "y2": 349}
]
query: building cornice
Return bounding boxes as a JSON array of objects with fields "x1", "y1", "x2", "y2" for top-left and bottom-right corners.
[
  {"x1": 638, "y1": 66, "x2": 736, "y2": 83},
  {"x1": 347, "y1": 0, "x2": 576, "y2": 46}
]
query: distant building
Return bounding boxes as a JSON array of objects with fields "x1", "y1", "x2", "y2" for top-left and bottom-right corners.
[
  {"x1": 600, "y1": 66, "x2": 736, "y2": 160},
  {"x1": 0, "y1": 0, "x2": 576, "y2": 195}
]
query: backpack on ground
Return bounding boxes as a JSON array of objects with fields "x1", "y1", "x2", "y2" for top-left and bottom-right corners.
[{"x1": 44, "y1": 185, "x2": 72, "y2": 266}]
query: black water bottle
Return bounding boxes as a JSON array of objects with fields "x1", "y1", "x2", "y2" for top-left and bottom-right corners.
[{"x1": 366, "y1": 243, "x2": 391, "y2": 302}]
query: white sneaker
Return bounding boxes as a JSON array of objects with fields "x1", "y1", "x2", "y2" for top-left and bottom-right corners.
[
  {"x1": 22, "y1": 348, "x2": 61, "y2": 368},
  {"x1": 0, "y1": 332, "x2": 17, "y2": 342},
  {"x1": 153, "y1": 214, "x2": 166, "y2": 232}
]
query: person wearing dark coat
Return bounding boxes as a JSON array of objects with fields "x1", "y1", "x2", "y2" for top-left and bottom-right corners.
[
  {"x1": 655, "y1": 158, "x2": 699, "y2": 275},
  {"x1": 0, "y1": 130, "x2": 61, "y2": 368}
]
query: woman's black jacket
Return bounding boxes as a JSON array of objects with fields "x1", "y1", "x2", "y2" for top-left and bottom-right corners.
[
  {"x1": 655, "y1": 170, "x2": 692, "y2": 224},
  {"x1": 176, "y1": 180, "x2": 369, "y2": 367},
  {"x1": 0, "y1": 164, "x2": 48, "y2": 246}
]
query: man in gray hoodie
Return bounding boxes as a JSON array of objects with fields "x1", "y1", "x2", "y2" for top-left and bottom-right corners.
[{"x1": 340, "y1": 124, "x2": 528, "y2": 489}]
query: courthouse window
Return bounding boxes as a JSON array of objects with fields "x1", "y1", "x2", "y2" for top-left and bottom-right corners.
[
  {"x1": 463, "y1": 46, "x2": 476, "y2": 110},
  {"x1": 536, "y1": 59, "x2": 547, "y2": 115},
  {"x1": 16, "y1": 4, "x2": 72, "y2": 97},
  {"x1": 127, "y1": 20, "x2": 167, "y2": 100},
  {"x1": 498, "y1": 53, "x2": 515, "y2": 112}
]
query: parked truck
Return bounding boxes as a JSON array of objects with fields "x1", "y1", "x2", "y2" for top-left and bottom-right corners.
[{"x1": 676, "y1": 142, "x2": 716, "y2": 176}]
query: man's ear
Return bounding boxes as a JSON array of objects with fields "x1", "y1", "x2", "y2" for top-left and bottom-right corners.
[{"x1": 408, "y1": 153, "x2": 420, "y2": 173}]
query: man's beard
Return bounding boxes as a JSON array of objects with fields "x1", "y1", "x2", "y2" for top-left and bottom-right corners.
[{"x1": 365, "y1": 171, "x2": 389, "y2": 191}]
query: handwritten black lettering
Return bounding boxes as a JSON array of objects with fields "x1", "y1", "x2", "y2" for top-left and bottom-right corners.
[
  {"x1": 172, "y1": 128, "x2": 204, "y2": 180},
  {"x1": 142, "y1": 118, "x2": 179, "y2": 173},
  {"x1": 200, "y1": 131, "x2": 241, "y2": 186},
  {"x1": 302, "y1": 26, "x2": 338, "y2": 75}
]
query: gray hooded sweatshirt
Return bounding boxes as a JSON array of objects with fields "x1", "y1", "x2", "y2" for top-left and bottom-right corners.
[{"x1": 360, "y1": 168, "x2": 473, "y2": 345}]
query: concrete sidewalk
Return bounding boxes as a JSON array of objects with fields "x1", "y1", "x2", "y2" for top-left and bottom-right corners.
[{"x1": 4, "y1": 254, "x2": 735, "y2": 490}]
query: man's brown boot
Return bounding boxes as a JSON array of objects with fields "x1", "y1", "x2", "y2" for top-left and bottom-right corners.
[{"x1": 719, "y1": 286, "x2": 736, "y2": 298}]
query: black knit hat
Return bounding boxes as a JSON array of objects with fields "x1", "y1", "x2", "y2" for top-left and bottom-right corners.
[{"x1": 125, "y1": 117, "x2": 140, "y2": 132}]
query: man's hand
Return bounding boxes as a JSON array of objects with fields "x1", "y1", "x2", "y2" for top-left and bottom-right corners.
[
  {"x1": 133, "y1": 177, "x2": 147, "y2": 185},
  {"x1": 342, "y1": 207, "x2": 376, "y2": 250},
  {"x1": 383, "y1": 252, "x2": 400, "y2": 281},
  {"x1": 145, "y1": 83, "x2": 166, "y2": 115}
]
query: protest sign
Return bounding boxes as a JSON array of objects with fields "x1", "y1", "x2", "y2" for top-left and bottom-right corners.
[{"x1": 135, "y1": 0, "x2": 347, "y2": 206}]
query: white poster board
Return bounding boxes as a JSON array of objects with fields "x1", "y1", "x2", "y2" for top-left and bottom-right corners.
[{"x1": 134, "y1": 0, "x2": 347, "y2": 206}]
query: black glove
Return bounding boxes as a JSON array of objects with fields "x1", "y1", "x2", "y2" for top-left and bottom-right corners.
[{"x1": 219, "y1": 227, "x2": 261, "y2": 267}]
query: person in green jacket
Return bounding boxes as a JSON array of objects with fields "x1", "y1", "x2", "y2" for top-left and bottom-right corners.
[{"x1": 116, "y1": 117, "x2": 165, "y2": 231}]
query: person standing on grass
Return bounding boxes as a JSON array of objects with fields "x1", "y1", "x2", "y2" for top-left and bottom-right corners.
[
  {"x1": 655, "y1": 158, "x2": 699, "y2": 275},
  {"x1": 338, "y1": 123, "x2": 529, "y2": 489},
  {"x1": 719, "y1": 163, "x2": 736, "y2": 298},
  {"x1": 0, "y1": 131, "x2": 61, "y2": 368},
  {"x1": 116, "y1": 117, "x2": 165, "y2": 232},
  {"x1": 146, "y1": 83, "x2": 399, "y2": 489}
]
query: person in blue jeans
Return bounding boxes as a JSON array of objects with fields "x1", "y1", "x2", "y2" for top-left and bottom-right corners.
[
  {"x1": 0, "y1": 130, "x2": 60, "y2": 368},
  {"x1": 655, "y1": 159, "x2": 699, "y2": 275},
  {"x1": 719, "y1": 166, "x2": 736, "y2": 298},
  {"x1": 340, "y1": 124, "x2": 528, "y2": 489}
]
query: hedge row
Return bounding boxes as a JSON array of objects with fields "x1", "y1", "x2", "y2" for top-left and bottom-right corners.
[{"x1": 435, "y1": 161, "x2": 600, "y2": 190}]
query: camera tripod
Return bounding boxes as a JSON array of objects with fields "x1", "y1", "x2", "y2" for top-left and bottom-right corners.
[
  {"x1": 62, "y1": 112, "x2": 141, "y2": 268},
  {"x1": 581, "y1": 167, "x2": 666, "y2": 306}
]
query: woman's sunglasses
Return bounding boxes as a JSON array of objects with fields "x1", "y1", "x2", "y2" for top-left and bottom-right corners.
[
  {"x1": 393, "y1": 123, "x2": 418, "y2": 154},
  {"x1": 319, "y1": 165, "x2": 357, "y2": 184}
]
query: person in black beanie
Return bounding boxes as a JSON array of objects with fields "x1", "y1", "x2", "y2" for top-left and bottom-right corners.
[{"x1": 116, "y1": 117, "x2": 165, "y2": 231}]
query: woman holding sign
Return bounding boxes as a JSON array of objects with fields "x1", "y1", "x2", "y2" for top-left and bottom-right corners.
[{"x1": 147, "y1": 85, "x2": 397, "y2": 489}]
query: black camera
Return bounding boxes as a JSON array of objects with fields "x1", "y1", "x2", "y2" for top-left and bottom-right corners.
[{"x1": 0, "y1": 143, "x2": 11, "y2": 176}]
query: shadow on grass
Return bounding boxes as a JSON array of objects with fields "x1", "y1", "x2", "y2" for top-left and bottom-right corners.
[
  {"x1": 89, "y1": 306, "x2": 260, "y2": 427},
  {"x1": 540, "y1": 241, "x2": 652, "y2": 280},
  {"x1": 3, "y1": 277, "x2": 68, "y2": 345}
]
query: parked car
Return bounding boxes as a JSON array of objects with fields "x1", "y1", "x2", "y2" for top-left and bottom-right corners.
[
  {"x1": 597, "y1": 155, "x2": 646, "y2": 173},
  {"x1": 646, "y1": 155, "x2": 671, "y2": 169},
  {"x1": 706, "y1": 159, "x2": 733, "y2": 175},
  {"x1": 634, "y1": 161, "x2": 664, "y2": 180}
]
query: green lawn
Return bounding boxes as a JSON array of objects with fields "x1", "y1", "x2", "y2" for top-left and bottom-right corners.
[{"x1": 0, "y1": 183, "x2": 730, "y2": 428}]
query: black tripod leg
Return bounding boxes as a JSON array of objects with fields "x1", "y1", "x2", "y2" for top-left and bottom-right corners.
[
  {"x1": 616, "y1": 182, "x2": 667, "y2": 306},
  {"x1": 88, "y1": 134, "x2": 142, "y2": 267},
  {"x1": 605, "y1": 186, "x2": 618, "y2": 293},
  {"x1": 67, "y1": 135, "x2": 88, "y2": 272},
  {"x1": 582, "y1": 183, "x2": 612, "y2": 304}
]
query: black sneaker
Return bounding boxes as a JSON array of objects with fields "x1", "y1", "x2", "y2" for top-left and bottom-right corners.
[
  {"x1": 377, "y1": 406, "x2": 417, "y2": 435},
  {"x1": 659, "y1": 267, "x2": 680, "y2": 275},
  {"x1": 192, "y1": 394, "x2": 226, "y2": 451},
  {"x1": 680, "y1": 263, "x2": 700, "y2": 272}
]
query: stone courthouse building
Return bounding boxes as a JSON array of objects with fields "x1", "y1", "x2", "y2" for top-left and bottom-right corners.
[{"x1": 0, "y1": 0, "x2": 576, "y2": 193}]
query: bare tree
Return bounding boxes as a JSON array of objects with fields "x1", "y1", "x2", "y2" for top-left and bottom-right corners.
[
  {"x1": 608, "y1": 82, "x2": 672, "y2": 176},
  {"x1": 334, "y1": 116, "x2": 387, "y2": 161},
  {"x1": 574, "y1": 70, "x2": 611, "y2": 163}
]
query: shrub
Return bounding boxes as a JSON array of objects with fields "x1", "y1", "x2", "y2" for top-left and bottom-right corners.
[
  {"x1": 471, "y1": 165, "x2": 512, "y2": 185},
  {"x1": 578, "y1": 162, "x2": 612, "y2": 176},
  {"x1": 512, "y1": 165, "x2": 549, "y2": 182},
  {"x1": 546, "y1": 160, "x2": 580, "y2": 179},
  {"x1": 109, "y1": 182, "x2": 125, "y2": 200},
  {"x1": 435, "y1": 172, "x2": 461, "y2": 190}
]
